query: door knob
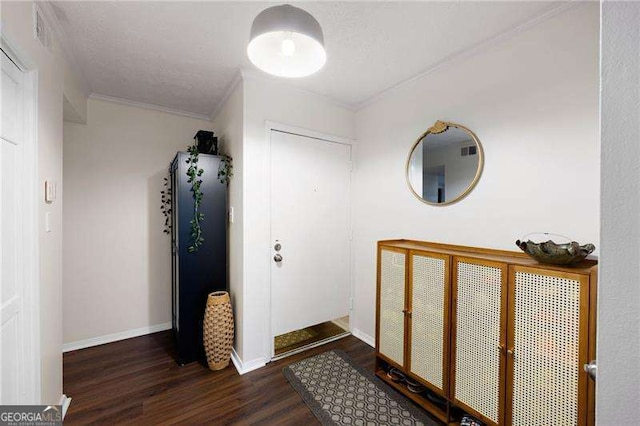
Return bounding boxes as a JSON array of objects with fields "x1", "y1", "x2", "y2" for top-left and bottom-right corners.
[
  {"x1": 274, "y1": 254, "x2": 283, "y2": 263},
  {"x1": 584, "y1": 360, "x2": 597, "y2": 380}
]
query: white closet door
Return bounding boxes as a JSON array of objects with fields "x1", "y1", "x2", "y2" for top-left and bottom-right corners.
[
  {"x1": 270, "y1": 130, "x2": 351, "y2": 338},
  {"x1": 1, "y1": 51, "x2": 27, "y2": 404}
]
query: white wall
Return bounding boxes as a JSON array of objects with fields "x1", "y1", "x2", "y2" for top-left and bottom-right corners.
[
  {"x1": 352, "y1": 3, "x2": 600, "y2": 341},
  {"x1": 239, "y1": 73, "x2": 355, "y2": 364},
  {"x1": 1, "y1": 1, "x2": 87, "y2": 404},
  {"x1": 598, "y1": 1, "x2": 640, "y2": 422},
  {"x1": 63, "y1": 98, "x2": 212, "y2": 344},
  {"x1": 210, "y1": 80, "x2": 244, "y2": 358}
]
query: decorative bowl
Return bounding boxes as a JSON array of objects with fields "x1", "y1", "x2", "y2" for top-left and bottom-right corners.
[{"x1": 515, "y1": 233, "x2": 595, "y2": 265}]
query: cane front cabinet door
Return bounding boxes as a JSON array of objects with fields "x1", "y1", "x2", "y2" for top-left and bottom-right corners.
[
  {"x1": 505, "y1": 266, "x2": 590, "y2": 426},
  {"x1": 407, "y1": 250, "x2": 451, "y2": 396},
  {"x1": 451, "y1": 256, "x2": 508, "y2": 426},
  {"x1": 377, "y1": 246, "x2": 407, "y2": 368}
]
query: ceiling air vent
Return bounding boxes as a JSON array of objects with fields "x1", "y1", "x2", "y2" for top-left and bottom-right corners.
[
  {"x1": 460, "y1": 146, "x2": 477, "y2": 157},
  {"x1": 34, "y1": 6, "x2": 53, "y2": 53}
]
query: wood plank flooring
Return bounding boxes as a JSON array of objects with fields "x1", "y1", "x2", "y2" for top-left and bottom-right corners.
[{"x1": 63, "y1": 331, "x2": 375, "y2": 425}]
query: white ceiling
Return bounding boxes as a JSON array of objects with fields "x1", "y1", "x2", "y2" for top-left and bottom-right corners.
[{"x1": 51, "y1": 1, "x2": 565, "y2": 118}]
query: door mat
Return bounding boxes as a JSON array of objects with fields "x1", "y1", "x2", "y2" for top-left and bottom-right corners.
[
  {"x1": 283, "y1": 350, "x2": 439, "y2": 425},
  {"x1": 275, "y1": 328, "x2": 319, "y2": 351}
]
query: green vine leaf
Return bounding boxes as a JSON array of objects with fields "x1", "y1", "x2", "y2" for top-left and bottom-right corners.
[
  {"x1": 172, "y1": 139, "x2": 234, "y2": 252},
  {"x1": 218, "y1": 154, "x2": 233, "y2": 185},
  {"x1": 160, "y1": 167, "x2": 172, "y2": 234},
  {"x1": 186, "y1": 142, "x2": 205, "y2": 252}
]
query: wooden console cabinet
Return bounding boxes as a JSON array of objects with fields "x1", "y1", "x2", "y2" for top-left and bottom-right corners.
[{"x1": 375, "y1": 240, "x2": 597, "y2": 426}]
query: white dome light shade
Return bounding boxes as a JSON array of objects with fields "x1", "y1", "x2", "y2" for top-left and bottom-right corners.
[
  {"x1": 248, "y1": 5, "x2": 326, "y2": 78},
  {"x1": 248, "y1": 31, "x2": 326, "y2": 78}
]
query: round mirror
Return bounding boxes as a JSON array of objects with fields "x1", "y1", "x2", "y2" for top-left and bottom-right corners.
[{"x1": 407, "y1": 120, "x2": 484, "y2": 205}]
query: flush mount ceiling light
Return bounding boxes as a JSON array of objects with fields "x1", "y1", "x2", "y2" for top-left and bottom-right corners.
[{"x1": 247, "y1": 4, "x2": 326, "y2": 78}]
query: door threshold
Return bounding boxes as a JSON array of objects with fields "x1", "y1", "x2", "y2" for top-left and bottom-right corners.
[{"x1": 271, "y1": 331, "x2": 351, "y2": 361}]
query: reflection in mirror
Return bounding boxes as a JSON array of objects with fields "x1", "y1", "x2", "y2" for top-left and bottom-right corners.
[{"x1": 407, "y1": 121, "x2": 483, "y2": 205}]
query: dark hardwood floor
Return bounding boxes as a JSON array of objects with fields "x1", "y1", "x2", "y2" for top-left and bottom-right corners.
[{"x1": 63, "y1": 331, "x2": 374, "y2": 425}]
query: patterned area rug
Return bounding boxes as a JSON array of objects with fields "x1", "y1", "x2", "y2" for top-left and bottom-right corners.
[
  {"x1": 283, "y1": 350, "x2": 438, "y2": 426},
  {"x1": 275, "y1": 328, "x2": 319, "y2": 351}
]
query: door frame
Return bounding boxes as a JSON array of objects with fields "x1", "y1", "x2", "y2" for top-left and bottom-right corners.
[
  {"x1": 1, "y1": 33, "x2": 40, "y2": 403},
  {"x1": 264, "y1": 121, "x2": 355, "y2": 360}
]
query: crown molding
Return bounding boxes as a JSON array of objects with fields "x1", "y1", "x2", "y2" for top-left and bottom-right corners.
[
  {"x1": 209, "y1": 70, "x2": 243, "y2": 121},
  {"x1": 240, "y1": 67, "x2": 357, "y2": 112},
  {"x1": 355, "y1": 1, "x2": 581, "y2": 111},
  {"x1": 44, "y1": 0, "x2": 581, "y2": 121},
  {"x1": 210, "y1": 67, "x2": 358, "y2": 123},
  {"x1": 89, "y1": 93, "x2": 211, "y2": 121},
  {"x1": 36, "y1": 1, "x2": 91, "y2": 96}
]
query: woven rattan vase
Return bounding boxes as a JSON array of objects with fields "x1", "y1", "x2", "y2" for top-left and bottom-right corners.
[{"x1": 203, "y1": 291, "x2": 234, "y2": 370}]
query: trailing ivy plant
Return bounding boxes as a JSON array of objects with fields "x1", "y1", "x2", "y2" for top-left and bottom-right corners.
[
  {"x1": 160, "y1": 174, "x2": 172, "y2": 234},
  {"x1": 164, "y1": 139, "x2": 232, "y2": 252},
  {"x1": 218, "y1": 153, "x2": 233, "y2": 185},
  {"x1": 186, "y1": 144, "x2": 205, "y2": 252}
]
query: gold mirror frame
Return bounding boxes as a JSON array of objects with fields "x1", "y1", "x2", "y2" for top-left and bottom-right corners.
[{"x1": 406, "y1": 120, "x2": 484, "y2": 206}]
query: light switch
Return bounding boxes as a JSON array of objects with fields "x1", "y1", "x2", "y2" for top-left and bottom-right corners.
[
  {"x1": 45, "y1": 212, "x2": 51, "y2": 233},
  {"x1": 228, "y1": 207, "x2": 234, "y2": 224},
  {"x1": 44, "y1": 180, "x2": 56, "y2": 203}
]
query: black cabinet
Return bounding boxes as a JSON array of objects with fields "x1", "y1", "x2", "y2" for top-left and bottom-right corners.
[{"x1": 170, "y1": 152, "x2": 227, "y2": 365}]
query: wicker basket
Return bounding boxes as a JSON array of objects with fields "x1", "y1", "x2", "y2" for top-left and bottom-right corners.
[{"x1": 203, "y1": 291, "x2": 234, "y2": 370}]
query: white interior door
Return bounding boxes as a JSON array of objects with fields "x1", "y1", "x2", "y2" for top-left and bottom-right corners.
[
  {"x1": 270, "y1": 129, "x2": 351, "y2": 339},
  {"x1": 1, "y1": 50, "x2": 32, "y2": 404}
]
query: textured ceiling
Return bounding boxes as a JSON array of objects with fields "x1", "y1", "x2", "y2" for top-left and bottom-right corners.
[{"x1": 52, "y1": 1, "x2": 564, "y2": 117}]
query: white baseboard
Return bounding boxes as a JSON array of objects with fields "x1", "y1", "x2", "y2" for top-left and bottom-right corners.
[
  {"x1": 230, "y1": 348, "x2": 267, "y2": 375},
  {"x1": 63, "y1": 322, "x2": 172, "y2": 352},
  {"x1": 59, "y1": 394, "x2": 71, "y2": 419},
  {"x1": 352, "y1": 328, "x2": 375, "y2": 347}
]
